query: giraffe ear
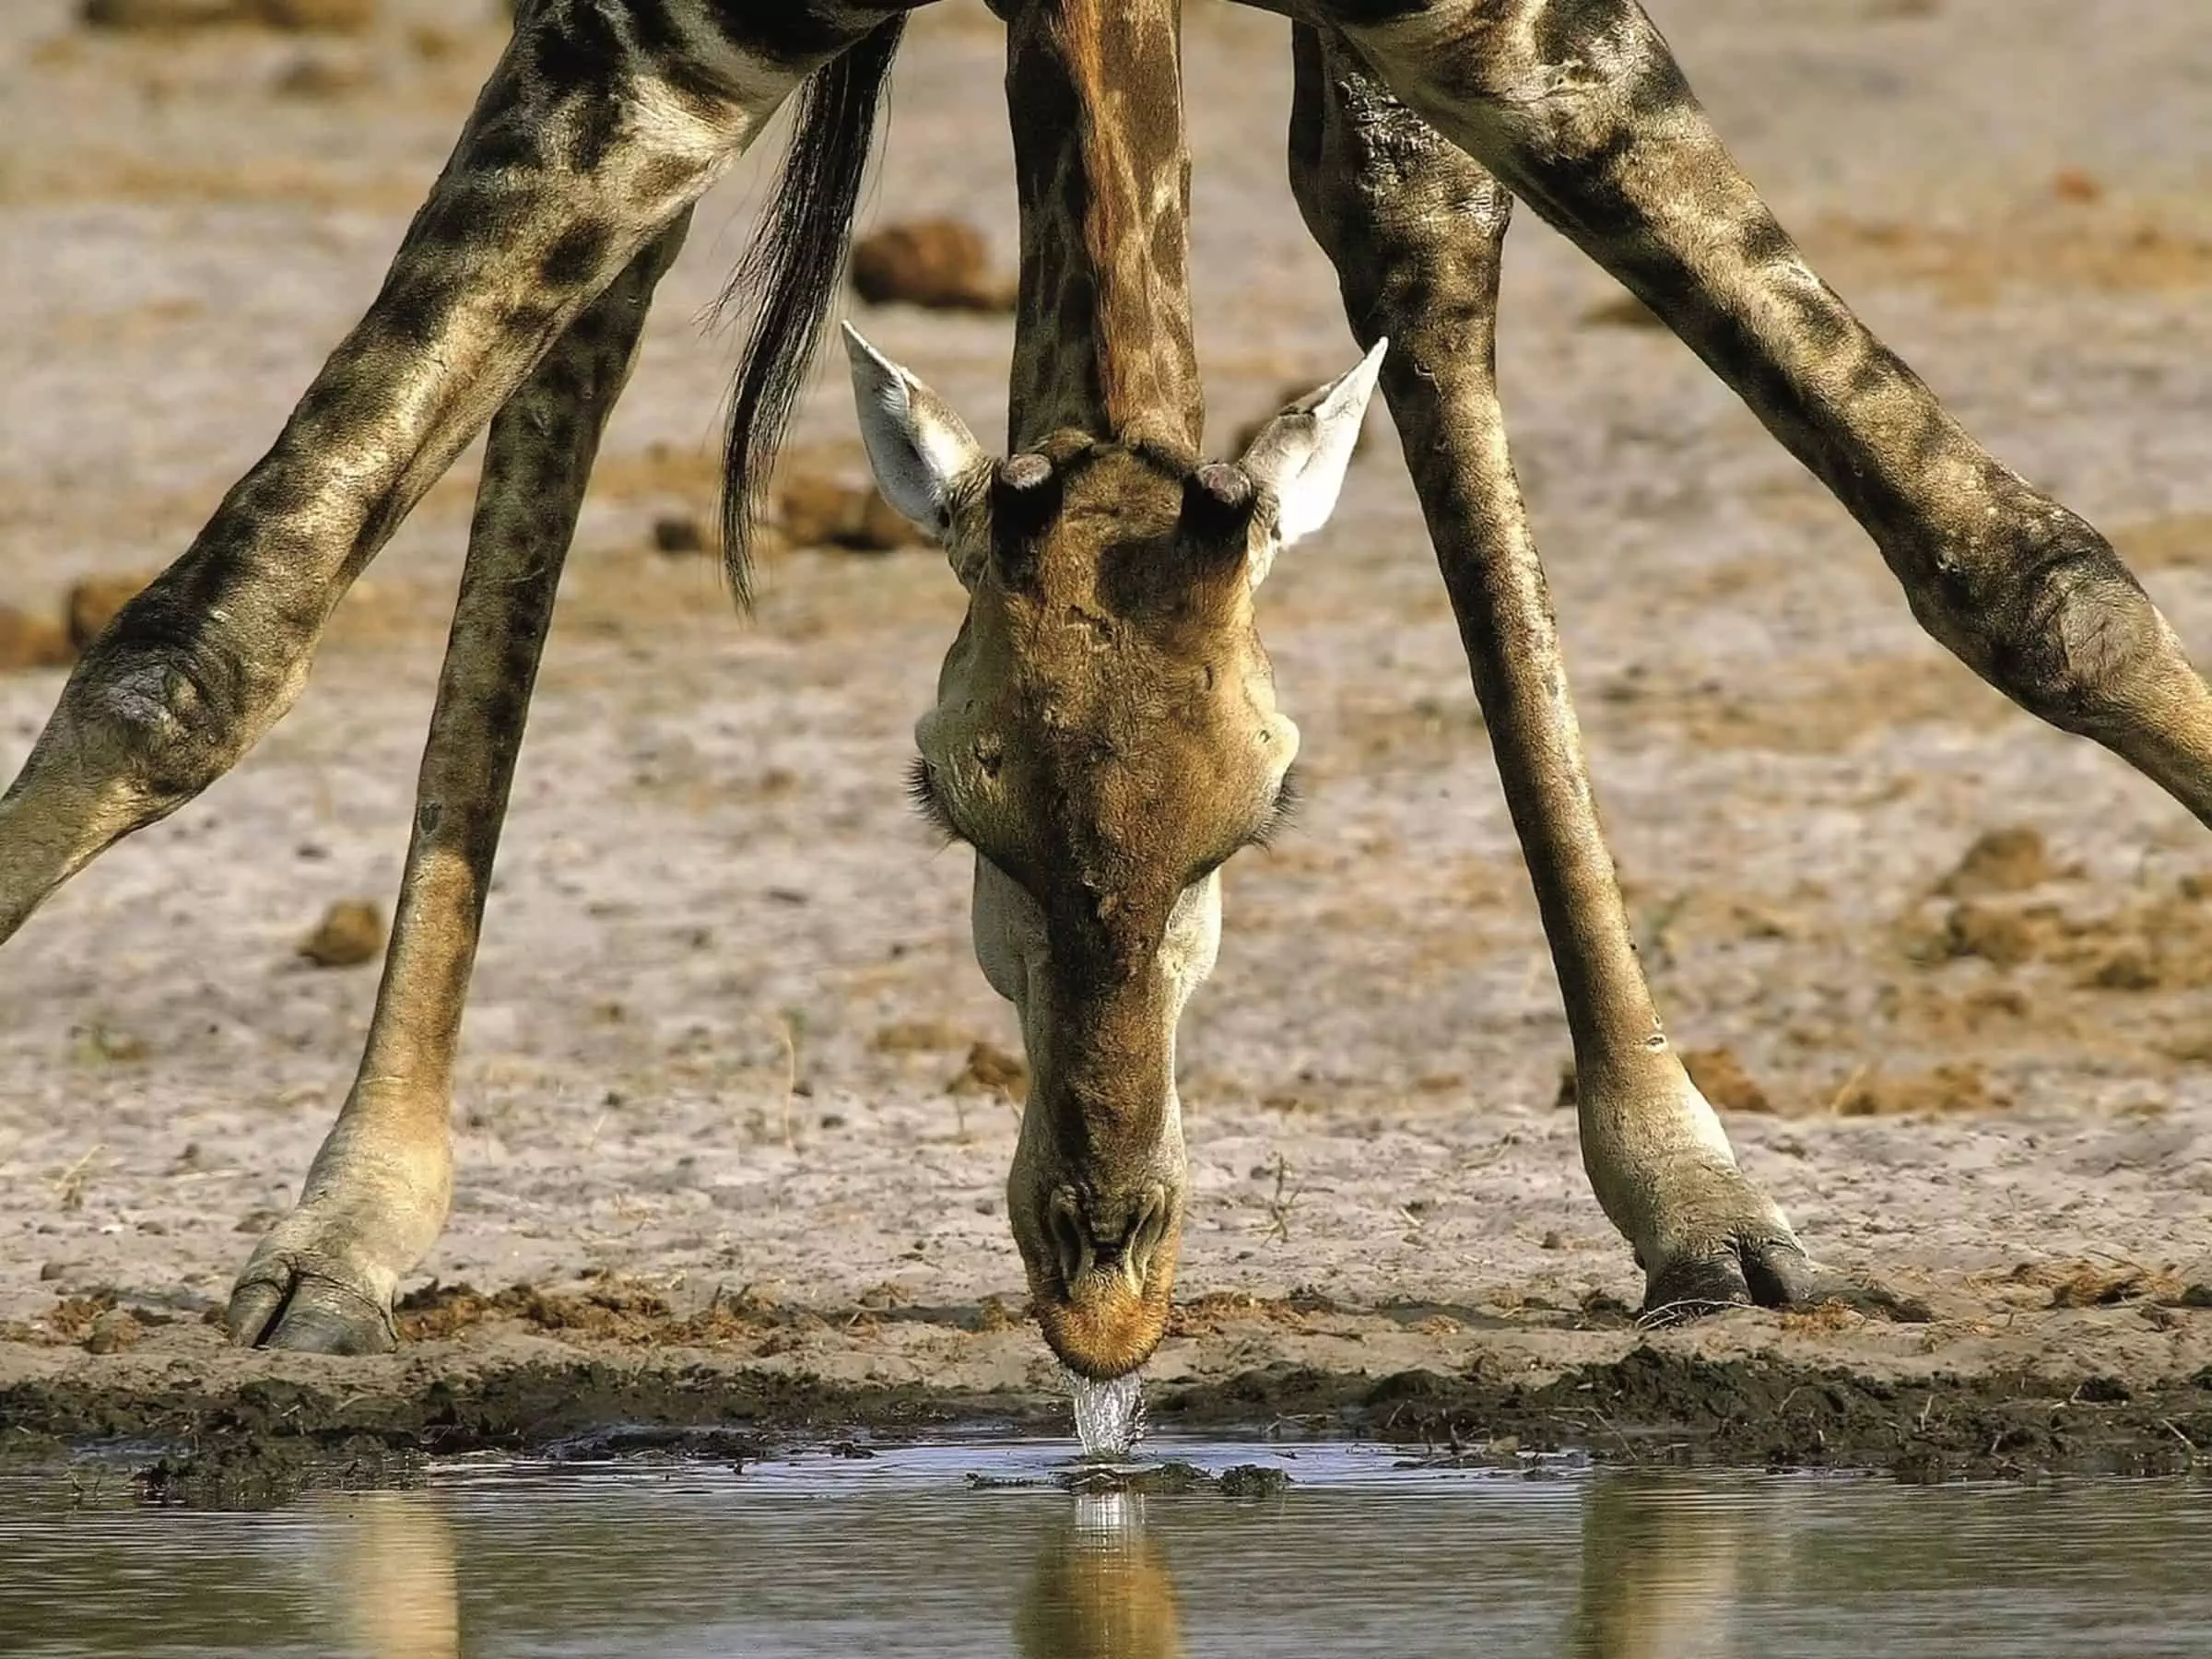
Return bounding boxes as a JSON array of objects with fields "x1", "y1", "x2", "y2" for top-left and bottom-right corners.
[
  {"x1": 842, "y1": 324, "x2": 989, "y2": 580},
  {"x1": 1238, "y1": 337, "x2": 1387, "y2": 554}
]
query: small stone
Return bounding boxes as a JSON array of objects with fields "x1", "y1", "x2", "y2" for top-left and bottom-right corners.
[
  {"x1": 1539, "y1": 1230, "x2": 1565, "y2": 1252},
  {"x1": 298, "y1": 900, "x2": 385, "y2": 968},
  {"x1": 37, "y1": 1261, "x2": 73, "y2": 1282},
  {"x1": 85, "y1": 1308, "x2": 143, "y2": 1355}
]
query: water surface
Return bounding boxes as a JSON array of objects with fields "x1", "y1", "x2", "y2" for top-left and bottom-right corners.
[{"x1": 4, "y1": 1438, "x2": 2207, "y2": 1657}]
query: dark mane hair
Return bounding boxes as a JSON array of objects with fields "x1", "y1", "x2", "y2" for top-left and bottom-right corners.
[{"x1": 717, "y1": 18, "x2": 905, "y2": 606}]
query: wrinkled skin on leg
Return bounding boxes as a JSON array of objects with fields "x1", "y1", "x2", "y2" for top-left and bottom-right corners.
[{"x1": 847, "y1": 325, "x2": 1383, "y2": 1376}]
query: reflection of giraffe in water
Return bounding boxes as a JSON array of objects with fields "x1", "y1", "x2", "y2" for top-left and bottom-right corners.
[{"x1": 6, "y1": 1, "x2": 2209, "y2": 1377}]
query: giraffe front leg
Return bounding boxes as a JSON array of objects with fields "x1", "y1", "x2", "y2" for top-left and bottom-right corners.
[
  {"x1": 1288, "y1": 26, "x2": 1889, "y2": 1319},
  {"x1": 227, "y1": 215, "x2": 693, "y2": 1354},
  {"x1": 1314, "y1": 0, "x2": 2212, "y2": 826},
  {"x1": 0, "y1": 1, "x2": 780, "y2": 947}
]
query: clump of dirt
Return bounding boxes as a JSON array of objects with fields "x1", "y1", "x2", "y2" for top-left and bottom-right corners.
[
  {"x1": 1168, "y1": 1292, "x2": 1318, "y2": 1339},
  {"x1": 394, "y1": 1278, "x2": 788, "y2": 1347},
  {"x1": 948, "y1": 1041, "x2": 1029, "y2": 1103},
  {"x1": 84, "y1": 1307, "x2": 145, "y2": 1354},
  {"x1": 2, "y1": 1289, "x2": 119, "y2": 1346},
  {"x1": 1934, "y1": 827, "x2": 2062, "y2": 898},
  {"x1": 850, "y1": 220, "x2": 1017, "y2": 312},
  {"x1": 1830, "y1": 1062, "x2": 2006, "y2": 1117},
  {"x1": 0, "y1": 606, "x2": 74, "y2": 672},
  {"x1": 776, "y1": 475, "x2": 922, "y2": 553},
  {"x1": 298, "y1": 900, "x2": 385, "y2": 969},
  {"x1": 1904, "y1": 873, "x2": 2212, "y2": 992},
  {"x1": 1999, "y1": 1260, "x2": 2207, "y2": 1310}
]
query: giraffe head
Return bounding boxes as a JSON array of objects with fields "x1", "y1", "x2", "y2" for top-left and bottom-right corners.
[{"x1": 845, "y1": 324, "x2": 1383, "y2": 1378}]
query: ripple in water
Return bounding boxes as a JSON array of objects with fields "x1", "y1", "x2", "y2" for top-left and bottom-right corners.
[{"x1": 1065, "y1": 1370, "x2": 1146, "y2": 1460}]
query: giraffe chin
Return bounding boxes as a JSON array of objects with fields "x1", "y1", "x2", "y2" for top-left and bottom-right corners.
[{"x1": 1030, "y1": 1256, "x2": 1179, "y2": 1382}]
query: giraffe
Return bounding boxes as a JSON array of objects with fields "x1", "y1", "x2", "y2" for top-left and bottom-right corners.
[{"x1": 1, "y1": 0, "x2": 2207, "y2": 1379}]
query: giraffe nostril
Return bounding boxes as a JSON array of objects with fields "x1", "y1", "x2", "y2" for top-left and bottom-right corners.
[
  {"x1": 1048, "y1": 1188, "x2": 1092, "y2": 1289},
  {"x1": 1131, "y1": 1183, "x2": 1170, "y2": 1257}
]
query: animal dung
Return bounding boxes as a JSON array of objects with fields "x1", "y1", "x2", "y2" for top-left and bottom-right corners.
[
  {"x1": 298, "y1": 900, "x2": 386, "y2": 969},
  {"x1": 850, "y1": 220, "x2": 1017, "y2": 312}
]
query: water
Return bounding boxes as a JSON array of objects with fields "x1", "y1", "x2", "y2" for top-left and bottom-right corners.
[
  {"x1": 1066, "y1": 1369, "x2": 1147, "y2": 1459},
  {"x1": 4, "y1": 1440, "x2": 2209, "y2": 1657}
]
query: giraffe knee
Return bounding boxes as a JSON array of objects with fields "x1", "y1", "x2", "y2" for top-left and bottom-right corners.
[
  {"x1": 1924, "y1": 511, "x2": 2179, "y2": 739},
  {"x1": 65, "y1": 576, "x2": 311, "y2": 811}
]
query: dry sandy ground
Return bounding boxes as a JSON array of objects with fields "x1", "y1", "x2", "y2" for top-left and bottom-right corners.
[{"x1": 3, "y1": 0, "x2": 2211, "y2": 1472}]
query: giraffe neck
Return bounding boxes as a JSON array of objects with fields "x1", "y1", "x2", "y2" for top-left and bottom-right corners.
[{"x1": 1002, "y1": 0, "x2": 1200, "y2": 454}]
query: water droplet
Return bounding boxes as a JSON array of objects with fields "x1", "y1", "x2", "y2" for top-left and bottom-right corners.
[{"x1": 1065, "y1": 1369, "x2": 1146, "y2": 1460}]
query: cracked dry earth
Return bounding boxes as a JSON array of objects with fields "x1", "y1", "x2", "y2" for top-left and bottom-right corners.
[{"x1": 2, "y1": 0, "x2": 2211, "y2": 1474}]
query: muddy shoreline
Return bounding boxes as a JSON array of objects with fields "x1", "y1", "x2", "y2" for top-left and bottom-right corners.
[
  {"x1": 6, "y1": 0, "x2": 2212, "y2": 1512},
  {"x1": 6, "y1": 1291, "x2": 2209, "y2": 1492}
]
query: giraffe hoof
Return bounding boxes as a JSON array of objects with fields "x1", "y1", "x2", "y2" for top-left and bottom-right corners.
[
  {"x1": 227, "y1": 1265, "x2": 397, "y2": 1355},
  {"x1": 1641, "y1": 1239, "x2": 1926, "y2": 1326}
]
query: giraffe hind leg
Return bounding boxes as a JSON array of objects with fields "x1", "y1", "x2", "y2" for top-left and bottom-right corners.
[
  {"x1": 0, "y1": 0, "x2": 795, "y2": 947},
  {"x1": 1323, "y1": 0, "x2": 2212, "y2": 825},
  {"x1": 226, "y1": 213, "x2": 696, "y2": 1355},
  {"x1": 1288, "y1": 22, "x2": 1907, "y2": 1322}
]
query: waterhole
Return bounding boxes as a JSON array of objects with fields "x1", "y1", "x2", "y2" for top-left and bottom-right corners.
[{"x1": 5, "y1": 1435, "x2": 2210, "y2": 1656}]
